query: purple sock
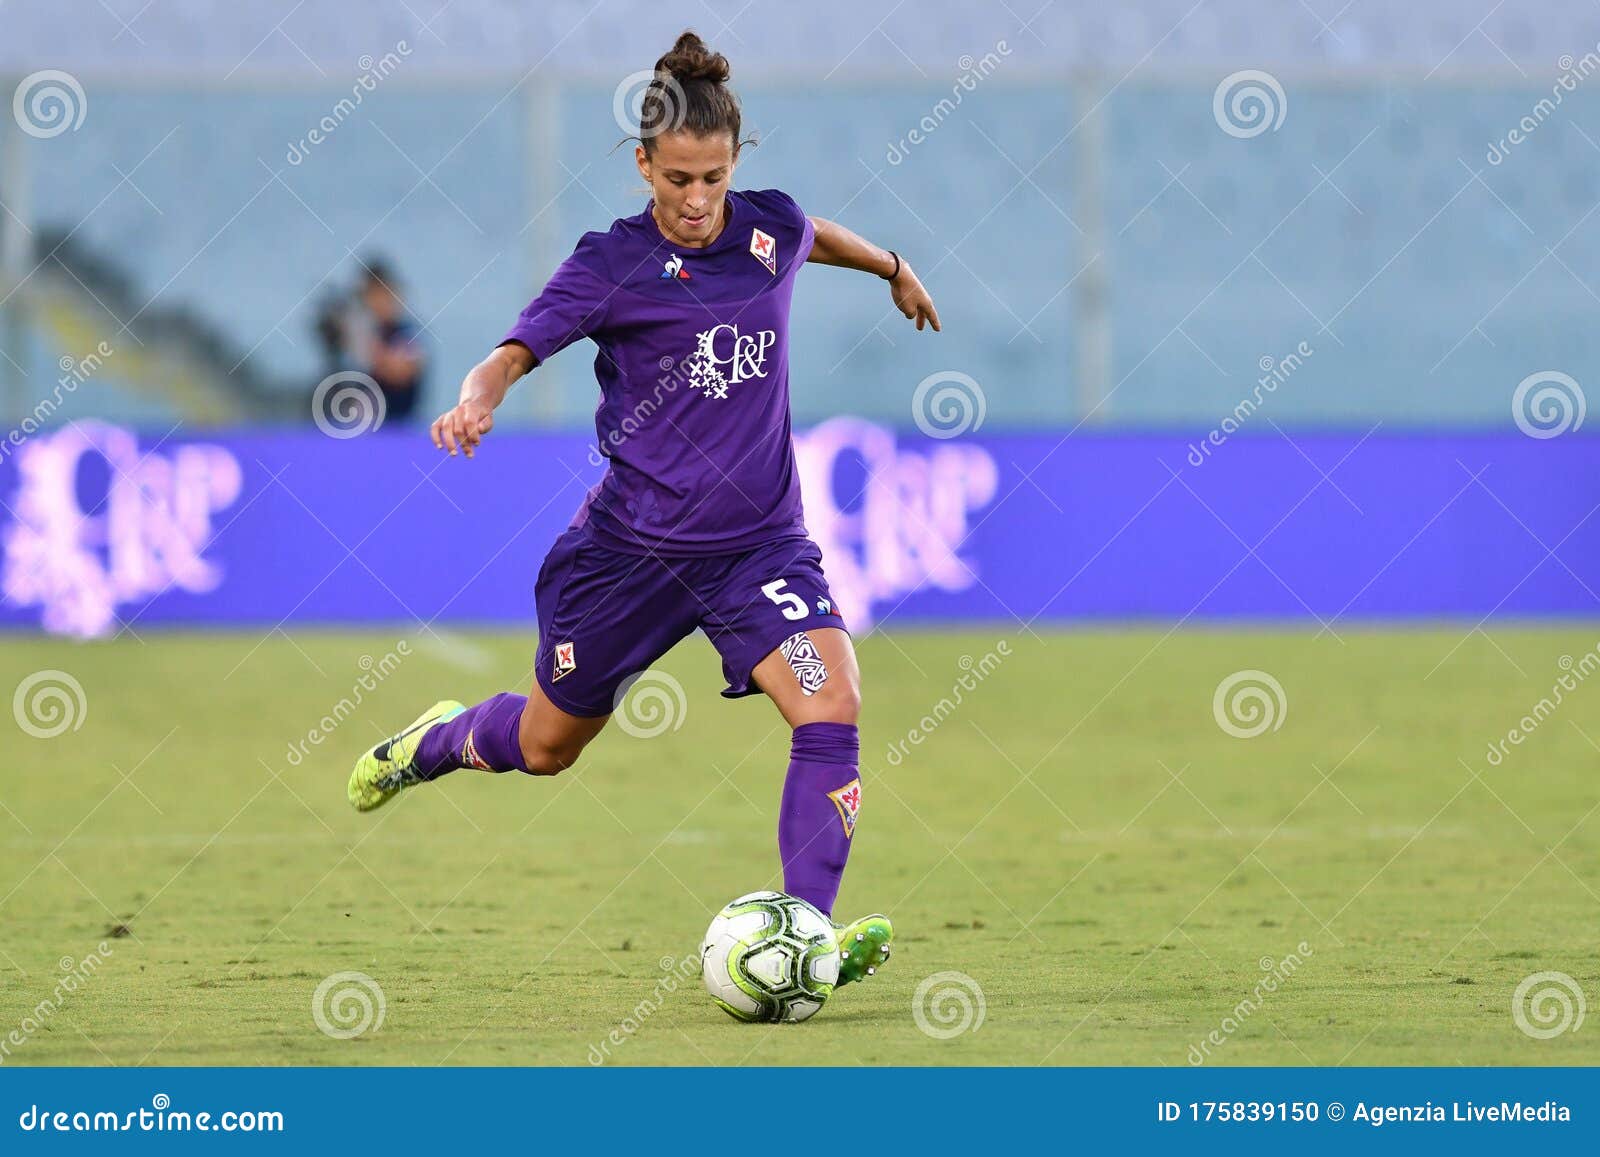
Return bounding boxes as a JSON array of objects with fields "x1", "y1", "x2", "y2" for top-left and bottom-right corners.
[
  {"x1": 778, "y1": 722, "x2": 861, "y2": 917},
  {"x1": 414, "y1": 692, "x2": 527, "y2": 779}
]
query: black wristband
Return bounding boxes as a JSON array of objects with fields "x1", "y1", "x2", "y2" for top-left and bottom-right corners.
[{"x1": 882, "y1": 250, "x2": 900, "y2": 280}]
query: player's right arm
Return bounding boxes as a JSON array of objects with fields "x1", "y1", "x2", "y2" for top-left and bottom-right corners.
[{"x1": 431, "y1": 341, "x2": 535, "y2": 458}]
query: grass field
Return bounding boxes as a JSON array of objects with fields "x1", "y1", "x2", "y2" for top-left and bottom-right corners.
[{"x1": 1, "y1": 624, "x2": 1597, "y2": 1067}]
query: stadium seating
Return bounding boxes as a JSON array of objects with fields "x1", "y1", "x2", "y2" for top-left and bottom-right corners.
[{"x1": 4, "y1": 2, "x2": 1598, "y2": 429}]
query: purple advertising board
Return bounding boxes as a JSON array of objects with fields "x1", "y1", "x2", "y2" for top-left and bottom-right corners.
[{"x1": 0, "y1": 420, "x2": 1595, "y2": 636}]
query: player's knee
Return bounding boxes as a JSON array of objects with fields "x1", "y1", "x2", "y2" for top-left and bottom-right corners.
[
  {"x1": 518, "y1": 734, "x2": 583, "y2": 776},
  {"x1": 807, "y1": 674, "x2": 861, "y2": 725}
]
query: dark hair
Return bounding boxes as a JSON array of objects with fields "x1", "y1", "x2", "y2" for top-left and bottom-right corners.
[
  {"x1": 360, "y1": 257, "x2": 397, "y2": 291},
  {"x1": 637, "y1": 30, "x2": 742, "y2": 154}
]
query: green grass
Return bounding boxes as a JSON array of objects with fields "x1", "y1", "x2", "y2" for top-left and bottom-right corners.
[{"x1": 1, "y1": 625, "x2": 1598, "y2": 1066}]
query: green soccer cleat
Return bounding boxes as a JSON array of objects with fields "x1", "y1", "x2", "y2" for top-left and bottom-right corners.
[
  {"x1": 347, "y1": 699, "x2": 465, "y2": 813},
  {"x1": 833, "y1": 913, "x2": 893, "y2": 986}
]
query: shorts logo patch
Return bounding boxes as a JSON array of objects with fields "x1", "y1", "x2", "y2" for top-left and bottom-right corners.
[
  {"x1": 828, "y1": 778, "x2": 862, "y2": 838},
  {"x1": 816, "y1": 597, "x2": 834, "y2": 615},
  {"x1": 779, "y1": 631, "x2": 829, "y2": 696},
  {"x1": 552, "y1": 641, "x2": 577, "y2": 682},
  {"x1": 462, "y1": 729, "x2": 493, "y2": 771},
  {"x1": 750, "y1": 227, "x2": 776, "y2": 274}
]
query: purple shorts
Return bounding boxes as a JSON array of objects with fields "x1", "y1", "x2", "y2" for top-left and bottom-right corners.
[{"x1": 532, "y1": 528, "x2": 848, "y2": 717}]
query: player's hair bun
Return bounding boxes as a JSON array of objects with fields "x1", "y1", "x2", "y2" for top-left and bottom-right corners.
[
  {"x1": 634, "y1": 30, "x2": 744, "y2": 155},
  {"x1": 656, "y1": 30, "x2": 731, "y2": 85}
]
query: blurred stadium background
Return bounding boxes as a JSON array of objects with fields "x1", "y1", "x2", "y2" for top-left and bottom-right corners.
[{"x1": 7, "y1": 2, "x2": 1600, "y2": 428}]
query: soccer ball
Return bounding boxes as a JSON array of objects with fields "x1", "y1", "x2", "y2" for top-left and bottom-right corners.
[{"x1": 701, "y1": 890, "x2": 840, "y2": 1023}]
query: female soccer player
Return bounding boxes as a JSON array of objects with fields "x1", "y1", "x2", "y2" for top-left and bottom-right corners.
[{"x1": 347, "y1": 31, "x2": 940, "y2": 989}]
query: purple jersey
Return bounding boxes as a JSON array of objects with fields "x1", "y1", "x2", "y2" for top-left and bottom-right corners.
[{"x1": 502, "y1": 188, "x2": 816, "y2": 556}]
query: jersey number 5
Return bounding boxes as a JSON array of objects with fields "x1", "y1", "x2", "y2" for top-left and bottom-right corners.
[{"x1": 761, "y1": 579, "x2": 809, "y2": 621}]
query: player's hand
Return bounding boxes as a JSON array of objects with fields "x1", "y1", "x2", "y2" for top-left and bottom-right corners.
[
  {"x1": 431, "y1": 398, "x2": 495, "y2": 458},
  {"x1": 891, "y1": 262, "x2": 940, "y2": 332}
]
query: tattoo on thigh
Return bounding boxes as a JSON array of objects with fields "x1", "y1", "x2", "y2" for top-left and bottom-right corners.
[{"x1": 779, "y1": 631, "x2": 829, "y2": 696}]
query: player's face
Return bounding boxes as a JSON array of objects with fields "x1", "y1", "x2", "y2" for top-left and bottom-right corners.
[{"x1": 637, "y1": 131, "x2": 738, "y2": 248}]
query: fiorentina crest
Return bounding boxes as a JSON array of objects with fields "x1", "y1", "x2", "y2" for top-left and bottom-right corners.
[
  {"x1": 749, "y1": 227, "x2": 776, "y2": 274},
  {"x1": 827, "y1": 778, "x2": 862, "y2": 838},
  {"x1": 552, "y1": 640, "x2": 577, "y2": 681}
]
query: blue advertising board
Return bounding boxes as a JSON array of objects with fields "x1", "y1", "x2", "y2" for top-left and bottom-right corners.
[{"x1": 1, "y1": 420, "x2": 1594, "y2": 635}]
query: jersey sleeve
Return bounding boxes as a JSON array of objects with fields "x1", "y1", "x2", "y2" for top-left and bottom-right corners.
[
  {"x1": 499, "y1": 238, "x2": 611, "y2": 364},
  {"x1": 796, "y1": 199, "x2": 816, "y2": 266},
  {"x1": 754, "y1": 188, "x2": 816, "y2": 268}
]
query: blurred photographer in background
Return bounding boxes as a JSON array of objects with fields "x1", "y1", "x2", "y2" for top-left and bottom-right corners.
[{"x1": 313, "y1": 259, "x2": 427, "y2": 425}]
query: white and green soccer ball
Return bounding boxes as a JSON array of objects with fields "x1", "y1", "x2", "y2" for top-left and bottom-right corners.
[{"x1": 701, "y1": 891, "x2": 841, "y2": 1023}]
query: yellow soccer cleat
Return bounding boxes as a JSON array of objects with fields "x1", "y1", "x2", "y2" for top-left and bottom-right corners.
[
  {"x1": 833, "y1": 913, "x2": 893, "y2": 986},
  {"x1": 347, "y1": 700, "x2": 465, "y2": 813}
]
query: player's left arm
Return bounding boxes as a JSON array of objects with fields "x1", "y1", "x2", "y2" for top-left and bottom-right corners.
[{"x1": 806, "y1": 217, "x2": 940, "y2": 332}]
